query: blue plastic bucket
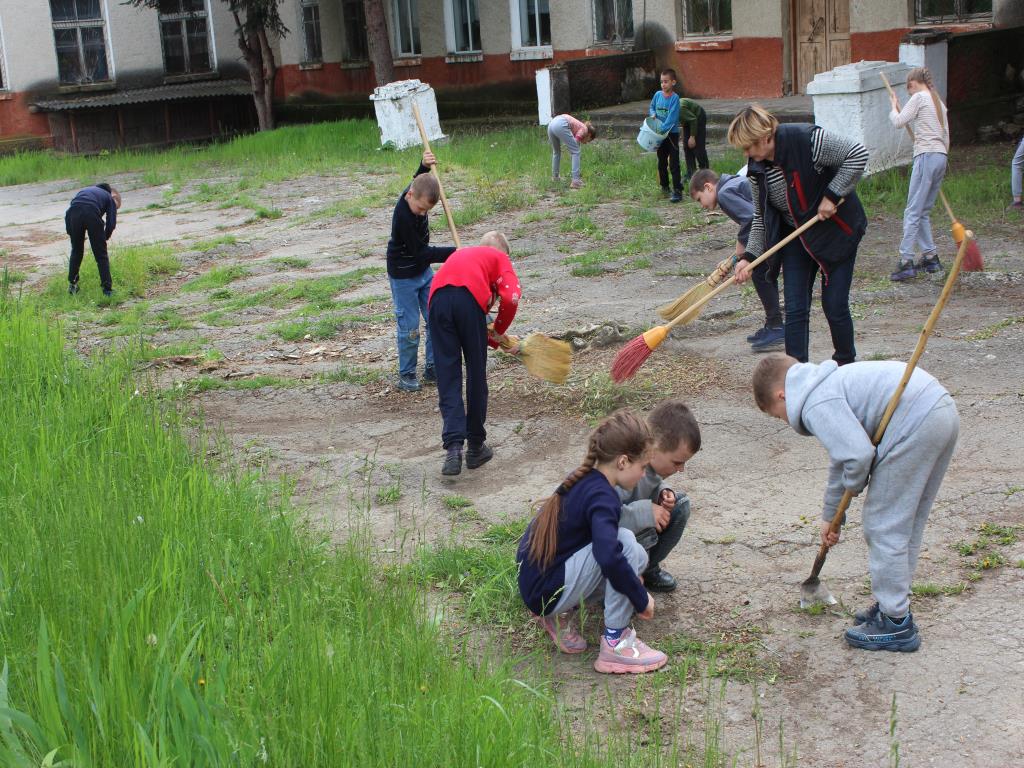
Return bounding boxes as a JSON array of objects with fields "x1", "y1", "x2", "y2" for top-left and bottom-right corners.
[{"x1": 637, "y1": 117, "x2": 668, "y2": 152}]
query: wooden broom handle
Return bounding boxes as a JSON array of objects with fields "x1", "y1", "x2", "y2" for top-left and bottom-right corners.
[
  {"x1": 667, "y1": 205, "x2": 839, "y2": 331},
  {"x1": 411, "y1": 102, "x2": 461, "y2": 248},
  {"x1": 879, "y1": 72, "x2": 958, "y2": 226},
  {"x1": 808, "y1": 230, "x2": 972, "y2": 578}
]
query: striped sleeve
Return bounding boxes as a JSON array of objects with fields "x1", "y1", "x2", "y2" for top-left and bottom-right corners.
[
  {"x1": 743, "y1": 174, "x2": 766, "y2": 259},
  {"x1": 811, "y1": 128, "x2": 869, "y2": 201}
]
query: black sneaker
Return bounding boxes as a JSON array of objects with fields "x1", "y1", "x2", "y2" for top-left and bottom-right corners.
[
  {"x1": 853, "y1": 601, "x2": 880, "y2": 624},
  {"x1": 102, "y1": 288, "x2": 114, "y2": 298},
  {"x1": 669, "y1": 190, "x2": 682, "y2": 203},
  {"x1": 422, "y1": 366, "x2": 437, "y2": 385},
  {"x1": 643, "y1": 567, "x2": 677, "y2": 592},
  {"x1": 844, "y1": 611, "x2": 920, "y2": 652},
  {"x1": 746, "y1": 325, "x2": 769, "y2": 344},
  {"x1": 68, "y1": 282, "x2": 80, "y2": 295},
  {"x1": 465, "y1": 442, "x2": 493, "y2": 469},
  {"x1": 917, "y1": 254, "x2": 942, "y2": 274},
  {"x1": 751, "y1": 326, "x2": 784, "y2": 352},
  {"x1": 890, "y1": 261, "x2": 917, "y2": 282},
  {"x1": 660, "y1": 185, "x2": 670, "y2": 196},
  {"x1": 442, "y1": 445, "x2": 463, "y2": 476}
]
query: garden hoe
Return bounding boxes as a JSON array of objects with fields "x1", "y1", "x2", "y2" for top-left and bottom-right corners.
[{"x1": 800, "y1": 230, "x2": 973, "y2": 608}]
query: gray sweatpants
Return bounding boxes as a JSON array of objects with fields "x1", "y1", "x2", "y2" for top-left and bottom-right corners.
[
  {"x1": 1012, "y1": 136, "x2": 1024, "y2": 199},
  {"x1": 899, "y1": 151, "x2": 947, "y2": 264},
  {"x1": 862, "y1": 395, "x2": 959, "y2": 617},
  {"x1": 550, "y1": 527, "x2": 648, "y2": 629},
  {"x1": 548, "y1": 116, "x2": 581, "y2": 181}
]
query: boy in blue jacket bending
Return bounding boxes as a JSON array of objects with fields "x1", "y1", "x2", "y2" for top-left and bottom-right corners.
[{"x1": 753, "y1": 354, "x2": 959, "y2": 652}]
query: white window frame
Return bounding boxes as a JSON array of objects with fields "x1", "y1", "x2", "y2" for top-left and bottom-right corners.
[
  {"x1": 299, "y1": 0, "x2": 323, "y2": 64},
  {"x1": 49, "y1": 0, "x2": 114, "y2": 86},
  {"x1": 157, "y1": 0, "x2": 216, "y2": 77},
  {"x1": 392, "y1": 0, "x2": 421, "y2": 58},
  {"x1": 443, "y1": 0, "x2": 481, "y2": 55},
  {"x1": 509, "y1": 0, "x2": 552, "y2": 60},
  {"x1": 680, "y1": 0, "x2": 732, "y2": 38},
  {"x1": 914, "y1": 0, "x2": 992, "y2": 24},
  {"x1": 592, "y1": 0, "x2": 633, "y2": 45}
]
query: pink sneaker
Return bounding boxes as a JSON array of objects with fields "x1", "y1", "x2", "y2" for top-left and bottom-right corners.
[
  {"x1": 532, "y1": 611, "x2": 587, "y2": 654},
  {"x1": 593, "y1": 628, "x2": 667, "y2": 674}
]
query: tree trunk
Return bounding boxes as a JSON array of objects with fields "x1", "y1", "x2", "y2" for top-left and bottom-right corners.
[
  {"x1": 363, "y1": 0, "x2": 395, "y2": 86},
  {"x1": 256, "y1": 26, "x2": 277, "y2": 131},
  {"x1": 232, "y1": 9, "x2": 275, "y2": 132}
]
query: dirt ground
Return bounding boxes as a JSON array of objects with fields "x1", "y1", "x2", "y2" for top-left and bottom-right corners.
[{"x1": 2, "y1": 153, "x2": 1023, "y2": 766}]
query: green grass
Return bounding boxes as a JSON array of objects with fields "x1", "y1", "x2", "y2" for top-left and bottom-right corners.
[
  {"x1": 319, "y1": 364, "x2": 385, "y2": 385},
  {"x1": 270, "y1": 256, "x2": 312, "y2": 270},
  {"x1": 911, "y1": 582, "x2": 969, "y2": 597},
  {"x1": 220, "y1": 267, "x2": 384, "y2": 312},
  {"x1": 175, "y1": 374, "x2": 299, "y2": 393},
  {"x1": 40, "y1": 243, "x2": 179, "y2": 308},
  {"x1": 658, "y1": 632, "x2": 779, "y2": 684},
  {"x1": 376, "y1": 483, "x2": 402, "y2": 505},
  {"x1": 270, "y1": 311, "x2": 387, "y2": 342},
  {"x1": 191, "y1": 234, "x2": 238, "y2": 253},
  {"x1": 181, "y1": 264, "x2": 251, "y2": 292},
  {"x1": 964, "y1": 316, "x2": 1024, "y2": 341}
]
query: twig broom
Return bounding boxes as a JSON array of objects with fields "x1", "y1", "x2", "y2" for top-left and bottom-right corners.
[
  {"x1": 612, "y1": 212, "x2": 828, "y2": 382},
  {"x1": 879, "y1": 72, "x2": 983, "y2": 271},
  {"x1": 657, "y1": 257, "x2": 734, "y2": 321},
  {"x1": 410, "y1": 106, "x2": 572, "y2": 384}
]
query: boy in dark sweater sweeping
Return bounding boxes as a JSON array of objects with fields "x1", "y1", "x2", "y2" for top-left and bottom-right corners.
[
  {"x1": 385, "y1": 151, "x2": 457, "y2": 392},
  {"x1": 690, "y1": 168, "x2": 784, "y2": 351}
]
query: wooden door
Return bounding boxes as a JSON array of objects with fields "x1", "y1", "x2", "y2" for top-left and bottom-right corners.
[{"x1": 795, "y1": 0, "x2": 850, "y2": 94}]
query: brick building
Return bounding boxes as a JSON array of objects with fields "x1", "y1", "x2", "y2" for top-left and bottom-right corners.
[{"x1": 1, "y1": 1, "x2": 1022, "y2": 150}]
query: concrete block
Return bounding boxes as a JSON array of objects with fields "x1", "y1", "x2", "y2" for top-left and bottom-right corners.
[
  {"x1": 369, "y1": 79, "x2": 445, "y2": 151},
  {"x1": 536, "y1": 68, "x2": 552, "y2": 126},
  {"x1": 807, "y1": 60, "x2": 913, "y2": 175}
]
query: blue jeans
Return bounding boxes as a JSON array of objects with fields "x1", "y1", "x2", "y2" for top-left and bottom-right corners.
[
  {"x1": 782, "y1": 236, "x2": 857, "y2": 365},
  {"x1": 389, "y1": 268, "x2": 433, "y2": 379},
  {"x1": 1012, "y1": 136, "x2": 1024, "y2": 198},
  {"x1": 899, "y1": 152, "x2": 947, "y2": 263}
]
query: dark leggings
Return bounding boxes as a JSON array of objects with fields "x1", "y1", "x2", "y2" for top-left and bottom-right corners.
[
  {"x1": 682, "y1": 109, "x2": 709, "y2": 178},
  {"x1": 656, "y1": 132, "x2": 682, "y2": 192},
  {"x1": 66, "y1": 205, "x2": 112, "y2": 290}
]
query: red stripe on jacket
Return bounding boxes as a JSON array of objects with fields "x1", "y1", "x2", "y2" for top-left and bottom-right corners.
[{"x1": 429, "y1": 246, "x2": 521, "y2": 347}]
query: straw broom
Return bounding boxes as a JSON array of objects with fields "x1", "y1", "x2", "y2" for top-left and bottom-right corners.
[
  {"x1": 657, "y1": 257, "x2": 734, "y2": 321},
  {"x1": 879, "y1": 72, "x2": 983, "y2": 271},
  {"x1": 611, "y1": 213, "x2": 827, "y2": 382},
  {"x1": 411, "y1": 105, "x2": 572, "y2": 384}
]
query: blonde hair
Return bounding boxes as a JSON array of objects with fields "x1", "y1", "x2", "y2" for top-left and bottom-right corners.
[
  {"x1": 907, "y1": 67, "x2": 946, "y2": 132},
  {"x1": 752, "y1": 353, "x2": 797, "y2": 412},
  {"x1": 727, "y1": 104, "x2": 779, "y2": 151},
  {"x1": 526, "y1": 409, "x2": 651, "y2": 570},
  {"x1": 480, "y1": 230, "x2": 510, "y2": 254},
  {"x1": 409, "y1": 173, "x2": 440, "y2": 206}
]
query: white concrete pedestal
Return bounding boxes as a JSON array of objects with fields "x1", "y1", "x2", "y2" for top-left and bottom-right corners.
[
  {"x1": 536, "y1": 68, "x2": 552, "y2": 126},
  {"x1": 808, "y1": 61, "x2": 913, "y2": 175},
  {"x1": 369, "y1": 79, "x2": 445, "y2": 150}
]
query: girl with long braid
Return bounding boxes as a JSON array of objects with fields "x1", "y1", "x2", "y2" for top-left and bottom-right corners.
[
  {"x1": 888, "y1": 67, "x2": 950, "y2": 281},
  {"x1": 516, "y1": 410, "x2": 668, "y2": 674}
]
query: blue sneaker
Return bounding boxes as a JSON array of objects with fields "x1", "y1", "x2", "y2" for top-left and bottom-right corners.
[
  {"x1": 889, "y1": 261, "x2": 917, "y2": 282},
  {"x1": 396, "y1": 374, "x2": 421, "y2": 392},
  {"x1": 747, "y1": 326, "x2": 769, "y2": 344},
  {"x1": 917, "y1": 254, "x2": 942, "y2": 274},
  {"x1": 853, "y1": 601, "x2": 880, "y2": 624},
  {"x1": 751, "y1": 326, "x2": 784, "y2": 352},
  {"x1": 844, "y1": 611, "x2": 920, "y2": 652}
]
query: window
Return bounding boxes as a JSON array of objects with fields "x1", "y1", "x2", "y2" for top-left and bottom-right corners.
[
  {"x1": 683, "y1": 0, "x2": 731, "y2": 36},
  {"x1": 158, "y1": 0, "x2": 212, "y2": 76},
  {"x1": 448, "y1": 0, "x2": 480, "y2": 52},
  {"x1": 593, "y1": 0, "x2": 632, "y2": 44},
  {"x1": 49, "y1": 0, "x2": 110, "y2": 85},
  {"x1": 342, "y1": 0, "x2": 368, "y2": 61},
  {"x1": 301, "y1": 0, "x2": 323, "y2": 63},
  {"x1": 915, "y1": 0, "x2": 991, "y2": 23},
  {"x1": 393, "y1": 0, "x2": 421, "y2": 56},
  {"x1": 513, "y1": 0, "x2": 550, "y2": 48}
]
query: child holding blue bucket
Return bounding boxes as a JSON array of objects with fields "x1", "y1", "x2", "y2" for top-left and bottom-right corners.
[{"x1": 648, "y1": 69, "x2": 683, "y2": 203}]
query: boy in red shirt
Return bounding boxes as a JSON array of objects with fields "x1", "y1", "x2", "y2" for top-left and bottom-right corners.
[{"x1": 428, "y1": 232, "x2": 521, "y2": 475}]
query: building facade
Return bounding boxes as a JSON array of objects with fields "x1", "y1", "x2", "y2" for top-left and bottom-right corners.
[{"x1": 1, "y1": 1, "x2": 1022, "y2": 149}]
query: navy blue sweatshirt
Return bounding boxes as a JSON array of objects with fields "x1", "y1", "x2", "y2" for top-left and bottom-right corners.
[
  {"x1": 517, "y1": 470, "x2": 649, "y2": 616},
  {"x1": 69, "y1": 185, "x2": 117, "y2": 239},
  {"x1": 385, "y1": 163, "x2": 456, "y2": 279}
]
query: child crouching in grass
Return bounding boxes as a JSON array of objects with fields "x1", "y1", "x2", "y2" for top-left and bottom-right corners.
[
  {"x1": 753, "y1": 353, "x2": 959, "y2": 652},
  {"x1": 517, "y1": 409, "x2": 668, "y2": 674}
]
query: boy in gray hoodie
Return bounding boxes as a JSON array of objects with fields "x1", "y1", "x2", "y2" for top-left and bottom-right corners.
[
  {"x1": 617, "y1": 400, "x2": 702, "y2": 592},
  {"x1": 753, "y1": 354, "x2": 958, "y2": 652}
]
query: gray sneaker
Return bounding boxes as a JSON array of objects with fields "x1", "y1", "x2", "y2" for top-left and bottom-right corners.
[
  {"x1": 844, "y1": 611, "x2": 920, "y2": 652},
  {"x1": 396, "y1": 375, "x2": 421, "y2": 392}
]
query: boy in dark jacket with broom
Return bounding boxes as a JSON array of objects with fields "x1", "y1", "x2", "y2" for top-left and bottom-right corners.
[
  {"x1": 428, "y1": 232, "x2": 520, "y2": 476},
  {"x1": 386, "y1": 151, "x2": 456, "y2": 392},
  {"x1": 690, "y1": 168, "x2": 783, "y2": 351}
]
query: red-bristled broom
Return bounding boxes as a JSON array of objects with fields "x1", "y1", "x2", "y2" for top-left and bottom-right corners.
[{"x1": 611, "y1": 213, "x2": 828, "y2": 382}]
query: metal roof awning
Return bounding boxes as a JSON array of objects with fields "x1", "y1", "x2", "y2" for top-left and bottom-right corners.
[{"x1": 32, "y1": 79, "x2": 251, "y2": 112}]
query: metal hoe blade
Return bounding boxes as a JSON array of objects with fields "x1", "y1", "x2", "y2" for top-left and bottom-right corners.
[{"x1": 800, "y1": 575, "x2": 838, "y2": 609}]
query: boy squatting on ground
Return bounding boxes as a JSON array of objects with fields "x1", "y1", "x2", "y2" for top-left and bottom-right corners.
[
  {"x1": 427, "y1": 232, "x2": 520, "y2": 476},
  {"x1": 648, "y1": 68, "x2": 683, "y2": 203},
  {"x1": 385, "y1": 151, "x2": 456, "y2": 393},
  {"x1": 753, "y1": 354, "x2": 959, "y2": 652},
  {"x1": 66, "y1": 183, "x2": 121, "y2": 297},
  {"x1": 690, "y1": 169, "x2": 784, "y2": 352},
  {"x1": 616, "y1": 400, "x2": 701, "y2": 592}
]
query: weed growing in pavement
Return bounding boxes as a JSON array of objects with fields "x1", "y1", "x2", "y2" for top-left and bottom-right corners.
[
  {"x1": 191, "y1": 234, "x2": 238, "y2": 252},
  {"x1": 182, "y1": 264, "x2": 251, "y2": 292},
  {"x1": 657, "y1": 630, "x2": 780, "y2": 684},
  {"x1": 376, "y1": 483, "x2": 402, "y2": 505},
  {"x1": 911, "y1": 582, "x2": 969, "y2": 597},
  {"x1": 319, "y1": 364, "x2": 385, "y2": 385},
  {"x1": 270, "y1": 256, "x2": 312, "y2": 270},
  {"x1": 442, "y1": 494, "x2": 473, "y2": 510},
  {"x1": 270, "y1": 311, "x2": 388, "y2": 342},
  {"x1": 963, "y1": 316, "x2": 1024, "y2": 341},
  {"x1": 954, "y1": 521, "x2": 1021, "y2": 579},
  {"x1": 221, "y1": 267, "x2": 384, "y2": 312}
]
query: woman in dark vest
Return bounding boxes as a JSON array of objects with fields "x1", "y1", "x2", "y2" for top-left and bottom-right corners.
[{"x1": 727, "y1": 104, "x2": 868, "y2": 365}]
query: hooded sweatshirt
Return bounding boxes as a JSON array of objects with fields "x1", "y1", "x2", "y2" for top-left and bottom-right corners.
[{"x1": 784, "y1": 360, "x2": 950, "y2": 521}]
